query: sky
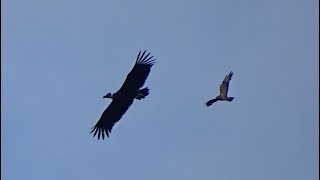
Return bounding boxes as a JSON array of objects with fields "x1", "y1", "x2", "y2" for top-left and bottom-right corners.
[{"x1": 1, "y1": 0, "x2": 319, "y2": 179}]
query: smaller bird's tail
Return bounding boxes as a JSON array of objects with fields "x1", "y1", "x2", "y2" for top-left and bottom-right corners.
[
  {"x1": 135, "y1": 87, "x2": 150, "y2": 100},
  {"x1": 227, "y1": 97, "x2": 234, "y2": 102},
  {"x1": 205, "y1": 98, "x2": 218, "y2": 106}
]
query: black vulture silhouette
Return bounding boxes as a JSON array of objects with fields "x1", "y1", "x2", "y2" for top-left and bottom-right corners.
[
  {"x1": 90, "y1": 50, "x2": 156, "y2": 140},
  {"x1": 205, "y1": 71, "x2": 234, "y2": 106}
]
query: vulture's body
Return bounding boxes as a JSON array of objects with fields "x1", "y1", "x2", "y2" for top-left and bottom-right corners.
[
  {"x1": 205, "y1": 71, "x2": 234, "y2": 106},
  {"x1": 90, "y1": 50, "x2": 156, "y2": 140}
]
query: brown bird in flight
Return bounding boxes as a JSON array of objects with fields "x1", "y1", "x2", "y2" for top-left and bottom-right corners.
[{"x1": 205, "y1": 71, "x2": 234, "y2": 106}]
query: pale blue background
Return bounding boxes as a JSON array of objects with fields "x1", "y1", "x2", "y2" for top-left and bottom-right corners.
[{"x1": 2, "y1": 0, "x2": 319, "y2": 179}]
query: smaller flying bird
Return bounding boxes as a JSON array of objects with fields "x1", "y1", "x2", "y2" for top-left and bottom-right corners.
[{"x1": 205, "y1": 71, "x2": 234, "y2": 106}]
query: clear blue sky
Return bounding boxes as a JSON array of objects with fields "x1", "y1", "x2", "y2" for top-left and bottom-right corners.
[{"x1": 2, "y1": 0, "x2": 319, "y2": 179}]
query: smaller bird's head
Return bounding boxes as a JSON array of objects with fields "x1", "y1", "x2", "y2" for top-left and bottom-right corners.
[{"x1": 103, "y1": 93, "x2": 113, "y2": 99}]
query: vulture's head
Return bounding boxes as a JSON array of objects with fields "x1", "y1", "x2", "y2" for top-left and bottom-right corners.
[{"x1": 103, "y1": 93, "x2": 113, "y2": 99}]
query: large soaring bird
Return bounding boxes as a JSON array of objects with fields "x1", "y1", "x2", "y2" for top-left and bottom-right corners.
[
  {"x1": 205, "y1": 71, "x2": 234, "y2": 106},
  {"x1": 90, "y1": 50, "x2": 156, "y2": 140}
]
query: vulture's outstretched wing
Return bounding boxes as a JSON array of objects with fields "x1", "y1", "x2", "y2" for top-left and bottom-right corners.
[
  {"x1": 118, "y1": 50, "x2": 156, "y2": 92},
  {"x1": 90, "y1": 99, "x2": 134, "y2": 140},
  {"x1": 219, "y1": 71, "x2": 233, "y2": 97}
]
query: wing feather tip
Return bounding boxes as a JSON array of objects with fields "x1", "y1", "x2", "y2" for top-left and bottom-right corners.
[{"x1": 136, "y1": 50, "x2": 156, "y2": 65}]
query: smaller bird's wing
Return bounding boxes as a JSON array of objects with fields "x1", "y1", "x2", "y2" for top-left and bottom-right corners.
[
  {"x1": 205, "y1": 98, "x2": 219, "y2": 106},
  {"x1": 219, "y1": 71, "x2": 233, "y2": 97},
  {"x1": 118, "y1": 50, "x2": 156, "y2": 93},
  {"x1": 90, "y1": 99, "x2": 134, "y2": 140}
]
